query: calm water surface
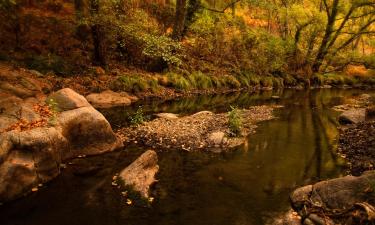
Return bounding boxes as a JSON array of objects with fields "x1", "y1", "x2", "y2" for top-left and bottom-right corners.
[{"x1": 1, "y1": 88, "x2": 374, "y2": 225}]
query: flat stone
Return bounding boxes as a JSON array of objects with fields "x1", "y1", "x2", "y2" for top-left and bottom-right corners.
[
  {"x1": 86, "y1": 90, "x2": 137, "y2": 108},
  {"x1": 339, "y1": 108, "x2": 366, "y2": 124},
  {"x1": 155, "y1": 113, "x2": 179, "y2": 119}
]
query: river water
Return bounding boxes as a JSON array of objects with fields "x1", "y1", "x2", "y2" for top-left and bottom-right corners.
[{"x1": 1, "y1": 88, "x2": 373, "y2": 225}]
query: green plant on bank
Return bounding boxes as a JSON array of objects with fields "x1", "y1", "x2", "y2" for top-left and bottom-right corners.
[
  {"x1": 116, "y1": 75, "x2": 160, "y2": 93},
  {"x1": 129, "y1": 106, "x2": 145, "y2": 126},
  {"x1": 228, "y1": 105, "x2": 242, "y2": 137},
  {"x1": 47, "y1": 98, "x2": 59, "y2": 126}
]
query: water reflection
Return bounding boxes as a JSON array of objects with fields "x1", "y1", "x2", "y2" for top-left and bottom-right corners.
[{"x1": 1, "y1": 89, "x2": 374, "y2": 225}]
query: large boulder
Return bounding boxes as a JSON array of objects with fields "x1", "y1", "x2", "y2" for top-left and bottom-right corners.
[
  {"x1": 86, "y1": 90, "x2": 138, "y2": 108},
  {"x1": 119, "y1": 150, "x2": 159, "y2": 198},
  {"x1": 0, "y1": 88, "x2": 122, "y2": 202},
  {"x1": 0, "y1": 127, "x2": 68, "y2": 202},
  {"x1": 57, "y1": 106, "x2": 122, "y2": 159},
  {"x1": 338, "y1": 108, "x2": 366, "y2": 124}
]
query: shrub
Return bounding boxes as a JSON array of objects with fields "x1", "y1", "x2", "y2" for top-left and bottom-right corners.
[
  {"x1": 129, "y1": 106, "x2": 145, "y2": 126},
  {"x1": 228, "y1": 106, "x2": 242, "y2": 137}
]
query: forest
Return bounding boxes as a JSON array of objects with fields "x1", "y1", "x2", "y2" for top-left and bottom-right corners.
[
  {"x1": 0, "y1": 0, "x2": 374, "y2": 92},
  {"x1": 0, "y1": 1, "x2": 375, "y2": 225}
]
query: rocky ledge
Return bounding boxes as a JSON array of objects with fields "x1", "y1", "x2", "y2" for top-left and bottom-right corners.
[
  {"x1": 0, "y1": 87, "x2": 122, "y2": 202},
  {"x1": 118, "y1": 105, "x2": 281, "y2": 152}
]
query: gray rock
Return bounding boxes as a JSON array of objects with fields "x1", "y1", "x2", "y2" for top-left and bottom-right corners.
[
  {"x1": 119, "y1": 150, "x2": 159, "y2": 198},
  {"x1": 47, "y1": 88, "x2": 90, "y2": 111},
  {"x1": 338, "y1": 108, "x2": 366, "y2": 124},
  {"x1": 86, "y1": 90, "x2": 137, "y2": 108}
]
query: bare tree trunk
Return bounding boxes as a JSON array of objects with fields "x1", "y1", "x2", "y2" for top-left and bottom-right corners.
[
  {"x1": 172, "y1": 0, "x2": 187, "y2": 40},
  {"x1": 90, "y1": 0, "x2": 106, "y2": 67}
]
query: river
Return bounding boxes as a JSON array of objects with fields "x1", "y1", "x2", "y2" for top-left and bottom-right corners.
[{"x1": 1, "y1": 88, "x2": 374, "y2": 225}]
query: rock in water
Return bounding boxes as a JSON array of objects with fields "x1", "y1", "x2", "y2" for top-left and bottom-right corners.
[
  {"x1": 291, "y1": 171, "x2": 375, "y2": 211},
  {"x1": 338, "y1": 108, "x2": 366, "y2": 124},
  {"x1": 155, "y1": 113, "x2": 179, "y2": 119},
  {"x1": 119, "y1": 150, "x2": 159, "y2": 199},
  {"x1": 86, "y1": 90, "x2": 138, "y2": 108}
]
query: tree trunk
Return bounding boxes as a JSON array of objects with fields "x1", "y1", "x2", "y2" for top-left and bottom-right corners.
[
  {"x1": 172, "y1": 0, "x2": 187, "y2": 40},
  {"x1": 312, "y1": 0, "x2": 339, "y2": 72},
  {"x1": 89, "y1": 0, "x2": 106, "y2": 67}
]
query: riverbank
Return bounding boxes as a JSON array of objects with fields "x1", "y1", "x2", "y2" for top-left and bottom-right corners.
[{"x1": 1, "y1": 63, "x2": 375, "y2": 103}]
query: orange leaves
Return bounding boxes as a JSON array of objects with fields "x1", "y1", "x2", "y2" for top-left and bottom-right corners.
[
  {"x1": 33, "y1": 104, "x2": 53, "y2": 117},
  {"x1": 3, "y1": 119, "x2": 48, "y2": 133}
]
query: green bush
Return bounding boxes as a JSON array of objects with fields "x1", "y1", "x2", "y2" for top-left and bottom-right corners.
[
  {"x1": 142, "y1": 34, "x2": 183, "y2": 67},
  {"x1": 228, "y1": 106, "x2": 242, "y2": 137},
  {"x1": 129, "y1": 106, "x2": 145, "y2": 125}
]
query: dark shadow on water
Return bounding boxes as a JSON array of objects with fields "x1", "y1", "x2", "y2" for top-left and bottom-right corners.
[{"x1": 1, "y1": 88, "x2": 374, "y2": 225}]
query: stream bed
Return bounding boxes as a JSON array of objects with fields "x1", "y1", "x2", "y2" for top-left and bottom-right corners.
[{"x1": 1, "y1": 88, "x2": 374, "y2": 225}]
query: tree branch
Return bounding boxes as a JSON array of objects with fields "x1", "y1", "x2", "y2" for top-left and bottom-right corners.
[{"x1": 201, "y1": 0, "x2": 241, "y2": 13}]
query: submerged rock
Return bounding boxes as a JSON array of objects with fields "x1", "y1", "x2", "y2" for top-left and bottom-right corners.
[
  {"x1": 86, "y1": 90, "x2": 138, "y2": 108},
  {"x1": 0, "y1": 88, "x2": 122, "y2": 202},
  {"x1": 338, "y1": 108, "x2": 366, "y2": 124},
  {"x1": 119, "y1": 150, "x2": 159, "y2": 198}
]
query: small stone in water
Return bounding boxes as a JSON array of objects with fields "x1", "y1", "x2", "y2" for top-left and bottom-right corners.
[
  {"x1": 38, "y1": 183, "x2": 43, "y2": 187},
  {"x1": 121, "y1": 191, "x2": 128, "y2": 197},
  {"x1": 148, "y1": 197, "x2": 154, "y2": 203},
  {"x1": 111, "y1": 182, "x2": 118, "y2": 186},
  {"x1": 126, "y1": 199, "x2": 132, "y2": 205},
  {"x1": 31, "y1": 187, "x2": 38, "y2": 192},
  {"x1": 112, "y1": 175, "x2": 118, "y2": 180}
]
